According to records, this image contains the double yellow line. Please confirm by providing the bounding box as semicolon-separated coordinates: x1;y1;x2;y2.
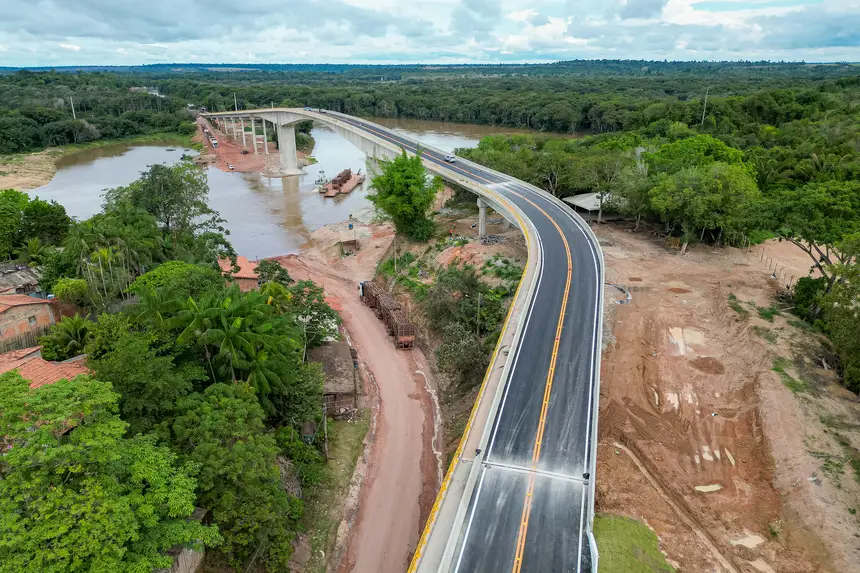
332;114;574;572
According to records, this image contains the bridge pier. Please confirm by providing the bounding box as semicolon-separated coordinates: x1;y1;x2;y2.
262;119;269;154
276;123;302;176
240;117;247;148
251;117;258;154
477;197;488;238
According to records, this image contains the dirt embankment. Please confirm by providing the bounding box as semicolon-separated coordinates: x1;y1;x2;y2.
195;118;311;177
596;224;860;573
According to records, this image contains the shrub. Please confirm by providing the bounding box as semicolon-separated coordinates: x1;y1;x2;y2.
53;277;89;308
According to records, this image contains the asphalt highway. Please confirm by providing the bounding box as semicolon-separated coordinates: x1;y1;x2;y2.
327;111;602;573
205;109;603;572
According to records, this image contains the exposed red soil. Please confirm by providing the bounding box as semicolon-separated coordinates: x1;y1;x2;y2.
596;224;851;573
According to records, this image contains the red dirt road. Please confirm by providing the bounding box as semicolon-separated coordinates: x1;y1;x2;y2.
275;255;439;573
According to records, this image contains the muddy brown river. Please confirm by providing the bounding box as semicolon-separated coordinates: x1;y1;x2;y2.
28;119;534;257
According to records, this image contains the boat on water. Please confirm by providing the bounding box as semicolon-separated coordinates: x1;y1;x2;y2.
323;168;365;197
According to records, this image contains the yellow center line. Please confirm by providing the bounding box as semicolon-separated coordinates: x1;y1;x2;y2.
508;194;573;573
329;115;573;572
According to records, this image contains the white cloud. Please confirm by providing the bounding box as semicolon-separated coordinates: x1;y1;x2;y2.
506;9;539;22
0;0;854;65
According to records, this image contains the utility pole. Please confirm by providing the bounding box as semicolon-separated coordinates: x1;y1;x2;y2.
69;97;76;119
233;93;238;112
476;293;481;337
700;87;710;127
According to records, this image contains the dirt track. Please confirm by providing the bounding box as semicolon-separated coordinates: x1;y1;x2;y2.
274;252;440;573
596;224;860;573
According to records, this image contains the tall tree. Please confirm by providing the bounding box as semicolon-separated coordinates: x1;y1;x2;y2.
0;373;219;573
774;180;860;291
172;383;301;571
368;150;442;241
103;162;224;244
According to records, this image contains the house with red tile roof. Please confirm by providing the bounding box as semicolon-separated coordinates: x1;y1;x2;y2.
218;256;260;292
0;346;89;389
0;294;58;340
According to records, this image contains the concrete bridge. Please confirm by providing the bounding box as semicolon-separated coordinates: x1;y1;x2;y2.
202;108;604;573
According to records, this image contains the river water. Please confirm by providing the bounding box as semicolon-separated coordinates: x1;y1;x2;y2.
28;119;529;258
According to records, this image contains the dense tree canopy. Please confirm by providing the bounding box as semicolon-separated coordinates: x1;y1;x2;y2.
369;150;441;240
0;373;220;573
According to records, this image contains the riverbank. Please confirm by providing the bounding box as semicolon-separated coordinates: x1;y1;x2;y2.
196;117;315;177
0;132;201;191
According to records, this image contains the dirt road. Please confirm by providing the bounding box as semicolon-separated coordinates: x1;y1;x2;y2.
596;224;860;572
275;254;440;573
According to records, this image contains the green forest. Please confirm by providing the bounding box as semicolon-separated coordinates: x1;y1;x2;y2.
1;61;860;570
0;161;342;572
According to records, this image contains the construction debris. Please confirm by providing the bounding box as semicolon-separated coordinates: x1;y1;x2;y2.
480;234;505;246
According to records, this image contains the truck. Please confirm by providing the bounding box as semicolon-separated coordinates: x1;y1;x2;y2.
386;310;416;349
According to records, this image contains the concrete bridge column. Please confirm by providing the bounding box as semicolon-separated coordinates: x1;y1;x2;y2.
364;157;384;191
240;117;247;148
477;197;488;238
262;119;269;154
276;123;302;176
251;117;258;154
228;117;235;139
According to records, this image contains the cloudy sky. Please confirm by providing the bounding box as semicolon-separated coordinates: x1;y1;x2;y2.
0;0;858;66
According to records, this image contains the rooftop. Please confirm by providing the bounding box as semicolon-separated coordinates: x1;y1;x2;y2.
0;347;89;389
309;341;356;395
218;256;259;280
0;294;52;313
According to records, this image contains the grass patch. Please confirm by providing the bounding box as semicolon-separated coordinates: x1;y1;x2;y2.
482;255;523;283
752;325;778;344
379;252;417;277
594;514;676;573
772;356;807;392
727;293;749;318
821;455;846;486
300;411;370;573
748;229;779;245
757;306;781;321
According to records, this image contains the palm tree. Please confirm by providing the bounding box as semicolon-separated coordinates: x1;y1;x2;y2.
48;314;92;358
130;285;180;329
62;224;96;275
15;238;47;268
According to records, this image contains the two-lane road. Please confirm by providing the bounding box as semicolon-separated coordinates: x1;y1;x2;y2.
325;112;602;572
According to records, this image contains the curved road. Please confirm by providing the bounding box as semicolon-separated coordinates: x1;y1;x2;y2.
321;112;604;573
206;109;604;572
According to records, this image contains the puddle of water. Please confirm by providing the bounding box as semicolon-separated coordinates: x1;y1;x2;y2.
27;119;515;258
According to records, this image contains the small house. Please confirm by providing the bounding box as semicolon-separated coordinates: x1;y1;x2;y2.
0;267;42;296
309;340;358;418
218;256;260;292
0;295;58;340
